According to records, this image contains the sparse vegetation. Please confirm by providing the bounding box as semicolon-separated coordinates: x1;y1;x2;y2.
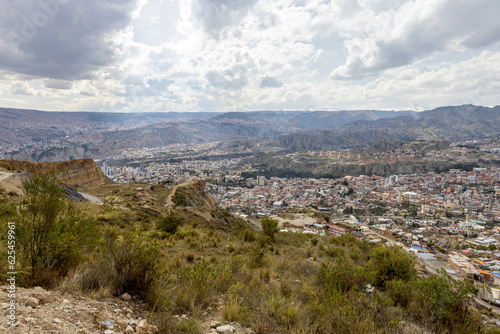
16;172;97;286
158;212;184;234
261;217;279;240
0;174;498;334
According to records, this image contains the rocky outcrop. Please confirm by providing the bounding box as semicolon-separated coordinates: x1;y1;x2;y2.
243;153;478;178
0;159;112;188
172;180;217;208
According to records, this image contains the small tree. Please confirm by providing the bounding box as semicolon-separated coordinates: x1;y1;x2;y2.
17;172;96;286
158;212;183;234
372;247;416;288
261;217;279;240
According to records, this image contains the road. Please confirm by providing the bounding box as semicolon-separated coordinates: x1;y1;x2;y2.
0;171;15;180
79;192;104;203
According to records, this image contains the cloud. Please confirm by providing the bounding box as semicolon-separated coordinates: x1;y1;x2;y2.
190;0;259;39
0;0;499;113
331;0;500;79
205;68;248;90
260;76;283;88
11;81;37;95
44;79;73;90
0;0;138;80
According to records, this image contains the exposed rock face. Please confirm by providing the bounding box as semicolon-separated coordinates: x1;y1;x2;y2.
172;179;217;208
244;153;478;178
0;159;112;188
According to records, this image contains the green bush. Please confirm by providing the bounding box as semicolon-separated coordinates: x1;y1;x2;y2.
409;271;478;331
17;172;97;286
175;260;218;313
158;213;183;234
0;203;16;217
243;229;256;242
260;218;279;240
75;228;160;299
318;260;373;293
371;247;416;287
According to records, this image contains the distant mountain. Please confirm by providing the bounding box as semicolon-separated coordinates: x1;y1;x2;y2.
12;115;287;161
2;105;499;161
0;107;220;147
338;105;500;140
0;107;220;126
288;110;415;129
271;105;500;152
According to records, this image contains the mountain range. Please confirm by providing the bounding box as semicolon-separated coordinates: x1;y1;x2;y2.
1;105;499;161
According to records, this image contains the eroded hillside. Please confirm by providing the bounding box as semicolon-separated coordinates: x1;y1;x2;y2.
0;159;112;188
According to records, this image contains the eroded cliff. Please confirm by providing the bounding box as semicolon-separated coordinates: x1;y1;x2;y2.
0;159;112;188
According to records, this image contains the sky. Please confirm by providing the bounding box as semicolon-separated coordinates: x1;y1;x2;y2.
0;0;499;113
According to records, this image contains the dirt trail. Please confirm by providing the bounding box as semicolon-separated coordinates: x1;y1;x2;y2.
164;181;195;207
0;171;24;195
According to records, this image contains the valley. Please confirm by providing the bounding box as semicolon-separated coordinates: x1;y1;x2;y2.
1;105;500;334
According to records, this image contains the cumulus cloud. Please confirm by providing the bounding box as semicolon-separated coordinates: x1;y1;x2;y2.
0;0;138;80
0;0;499;112
260;76;283;88
331;0;500;79
44;79;73;90
206;68;248;90
11;81;37;95
190;0;259;39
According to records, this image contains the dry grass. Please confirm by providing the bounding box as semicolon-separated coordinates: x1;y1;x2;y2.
2;182;498;334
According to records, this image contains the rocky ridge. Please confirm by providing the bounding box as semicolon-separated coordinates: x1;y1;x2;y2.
0;159;112;188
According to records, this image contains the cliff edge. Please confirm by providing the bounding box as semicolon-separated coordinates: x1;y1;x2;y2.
0;159;112;188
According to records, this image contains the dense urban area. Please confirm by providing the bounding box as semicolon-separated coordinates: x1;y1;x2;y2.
2;108;500;332
64;138;500;295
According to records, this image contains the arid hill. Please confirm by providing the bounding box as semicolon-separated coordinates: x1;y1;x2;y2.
0;159;112;188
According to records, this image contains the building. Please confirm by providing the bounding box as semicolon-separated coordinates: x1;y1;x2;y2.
257;176;266;186
328;225;346;236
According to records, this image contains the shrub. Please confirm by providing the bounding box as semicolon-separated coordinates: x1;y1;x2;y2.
409;270;478;331
77;229;160;299
175;260;217;313
17;172;97;286
371;246;416;288
261;218;279;240
249;249;267;268
0;203;16;217
318;260;373;294
243;229;256;242
158;213;183;234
